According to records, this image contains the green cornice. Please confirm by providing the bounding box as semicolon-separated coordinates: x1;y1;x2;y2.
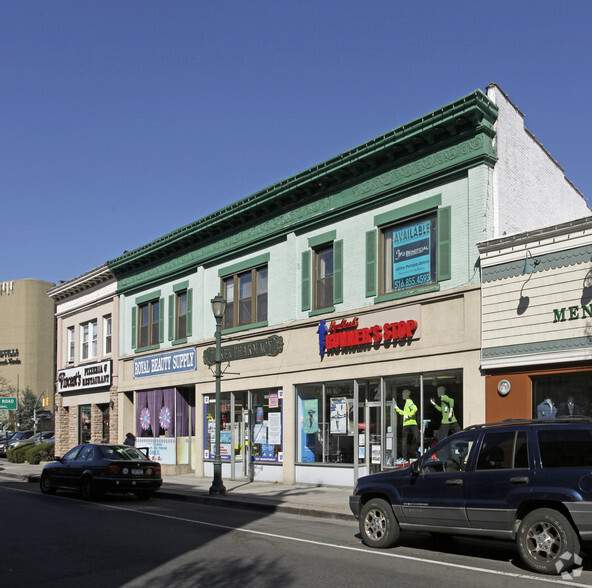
482;245;592;283
482;336;592;359
110;90;498;293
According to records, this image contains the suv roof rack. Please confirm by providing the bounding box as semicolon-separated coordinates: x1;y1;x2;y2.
465;416;592;430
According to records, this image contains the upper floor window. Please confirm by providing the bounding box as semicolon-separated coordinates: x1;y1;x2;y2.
67;327;75;363
381;212;438;295
176;290;188;339
103;315;112;355
366;196;451;300
139;299;160;348
222;265;268;330
314;244;334;310
81;320;97;360
301;233;343;314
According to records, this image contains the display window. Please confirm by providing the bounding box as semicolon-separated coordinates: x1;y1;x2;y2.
204;388;283;464
297;381;354;464
532;373;592;420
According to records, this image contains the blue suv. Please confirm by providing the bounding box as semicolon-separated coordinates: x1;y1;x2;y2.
349;418;592;575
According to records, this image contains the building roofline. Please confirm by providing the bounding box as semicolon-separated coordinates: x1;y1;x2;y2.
47;264;114;301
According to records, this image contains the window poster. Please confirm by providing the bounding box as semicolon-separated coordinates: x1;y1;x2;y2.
302;398;319;434
330;397;347;434
268;412;282;445
254;423;267;444
392;217;433;292
269;392;279;408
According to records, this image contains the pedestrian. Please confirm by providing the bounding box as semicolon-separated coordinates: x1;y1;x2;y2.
123;432;136;447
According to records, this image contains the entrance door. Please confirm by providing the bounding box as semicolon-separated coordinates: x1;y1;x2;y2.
366;402;382;474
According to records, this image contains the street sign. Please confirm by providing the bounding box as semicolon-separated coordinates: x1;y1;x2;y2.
0;397;17;410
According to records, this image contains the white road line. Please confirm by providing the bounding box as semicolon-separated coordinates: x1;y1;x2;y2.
2;483;589;587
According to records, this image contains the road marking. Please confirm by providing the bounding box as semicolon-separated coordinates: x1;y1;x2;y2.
2;483;589;587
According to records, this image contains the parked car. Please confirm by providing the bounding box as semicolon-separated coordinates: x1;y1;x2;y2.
350;417;592;575
0;431;16;457
0;430;34;456
40;443;162;500
7;430;53;451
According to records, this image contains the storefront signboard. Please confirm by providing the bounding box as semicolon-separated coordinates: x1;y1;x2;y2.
57;361;112;393
202;335;284;366
136;437;176;465
134;348;197;379
317;307;420;357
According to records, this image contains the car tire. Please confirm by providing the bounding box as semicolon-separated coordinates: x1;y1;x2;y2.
359;498;400;548
517;508;581;575
80;476;96;501
40;473;56;495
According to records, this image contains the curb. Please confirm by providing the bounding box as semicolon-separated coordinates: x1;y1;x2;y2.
0;472;354;521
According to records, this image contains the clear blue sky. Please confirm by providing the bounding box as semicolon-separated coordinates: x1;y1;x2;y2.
3;1;591;284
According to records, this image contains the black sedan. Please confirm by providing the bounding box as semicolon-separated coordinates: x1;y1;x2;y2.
40;443;162;500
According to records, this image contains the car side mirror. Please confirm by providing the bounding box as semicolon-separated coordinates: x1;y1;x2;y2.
54;456;62;462
411;460;422;475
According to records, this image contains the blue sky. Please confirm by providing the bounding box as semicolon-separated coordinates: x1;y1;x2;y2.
3;1;591;284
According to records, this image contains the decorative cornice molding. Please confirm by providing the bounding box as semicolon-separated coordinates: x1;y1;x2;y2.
482;245;592;283
48;264;115;301
482;336;592;360
109;90;498;284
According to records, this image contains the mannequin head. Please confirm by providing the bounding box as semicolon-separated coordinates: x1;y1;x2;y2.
402;389;411;400
437;386;446;398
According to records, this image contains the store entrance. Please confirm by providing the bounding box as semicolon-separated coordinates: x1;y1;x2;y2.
365;402;382;474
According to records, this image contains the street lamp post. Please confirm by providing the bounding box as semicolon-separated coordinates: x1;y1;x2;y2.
209;294;227;496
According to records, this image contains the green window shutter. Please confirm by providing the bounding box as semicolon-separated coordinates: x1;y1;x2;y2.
301;250;311;312
437;206;452;281
186;288;193;337
159;297;165;343
365;230;377;297
333;240;343;304
131;306;137;350
168;295;174;341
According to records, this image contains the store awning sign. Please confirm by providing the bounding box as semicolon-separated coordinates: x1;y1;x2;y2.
134;348;197;379
203;335;284;366
58;361;112;393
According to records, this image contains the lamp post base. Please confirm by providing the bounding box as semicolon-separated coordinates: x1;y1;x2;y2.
209;481;226;495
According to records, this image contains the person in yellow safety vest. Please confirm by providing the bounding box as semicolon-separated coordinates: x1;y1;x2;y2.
395;389;420;461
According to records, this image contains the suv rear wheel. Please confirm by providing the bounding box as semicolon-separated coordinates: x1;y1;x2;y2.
359;498;400;548
517;508;581;575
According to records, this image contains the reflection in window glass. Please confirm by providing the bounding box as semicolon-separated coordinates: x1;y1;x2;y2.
532;373;591;419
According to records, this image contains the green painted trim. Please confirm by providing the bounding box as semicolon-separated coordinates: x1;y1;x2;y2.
365;230;377;298
308;230;336;248
168;294;174;341
309;307;335;317
135;290;161;305
482;336;592;359
134;344;160;354
221;321;268;335
218;253;270;278
173;338;188;346
158;297;164;344
482;245;592;283
186;288;193;338
437;206;452;281
116;133;494;293
131;306;137;349
374;195;442;227
333;240;343;304
173;280;189;293
301;250;311;312
374;284;440;304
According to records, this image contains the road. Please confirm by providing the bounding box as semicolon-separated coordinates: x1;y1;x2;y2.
0;477;590;587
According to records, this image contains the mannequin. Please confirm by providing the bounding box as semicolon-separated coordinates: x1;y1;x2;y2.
430;385;460;440
537;398;557;419
395;389;419;461
557;395;583;417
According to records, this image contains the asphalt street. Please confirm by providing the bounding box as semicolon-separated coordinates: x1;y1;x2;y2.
1;477;591;588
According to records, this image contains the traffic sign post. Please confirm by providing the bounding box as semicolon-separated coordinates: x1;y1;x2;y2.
0;398;17;410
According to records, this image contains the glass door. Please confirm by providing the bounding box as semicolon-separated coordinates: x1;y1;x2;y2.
366;402;382;474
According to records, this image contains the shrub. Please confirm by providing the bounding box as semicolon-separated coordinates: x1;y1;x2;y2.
7;444;33;463
26;442;55;465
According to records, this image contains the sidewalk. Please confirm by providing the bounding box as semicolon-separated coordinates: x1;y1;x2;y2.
0;460;354;521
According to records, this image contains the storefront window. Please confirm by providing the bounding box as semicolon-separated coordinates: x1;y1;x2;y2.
80;404;91;444
297;381;354;464
532;373;592;419
137;389;176;438
204;389;283;463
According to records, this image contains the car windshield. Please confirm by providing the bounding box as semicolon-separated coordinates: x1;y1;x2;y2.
100;446;149;461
